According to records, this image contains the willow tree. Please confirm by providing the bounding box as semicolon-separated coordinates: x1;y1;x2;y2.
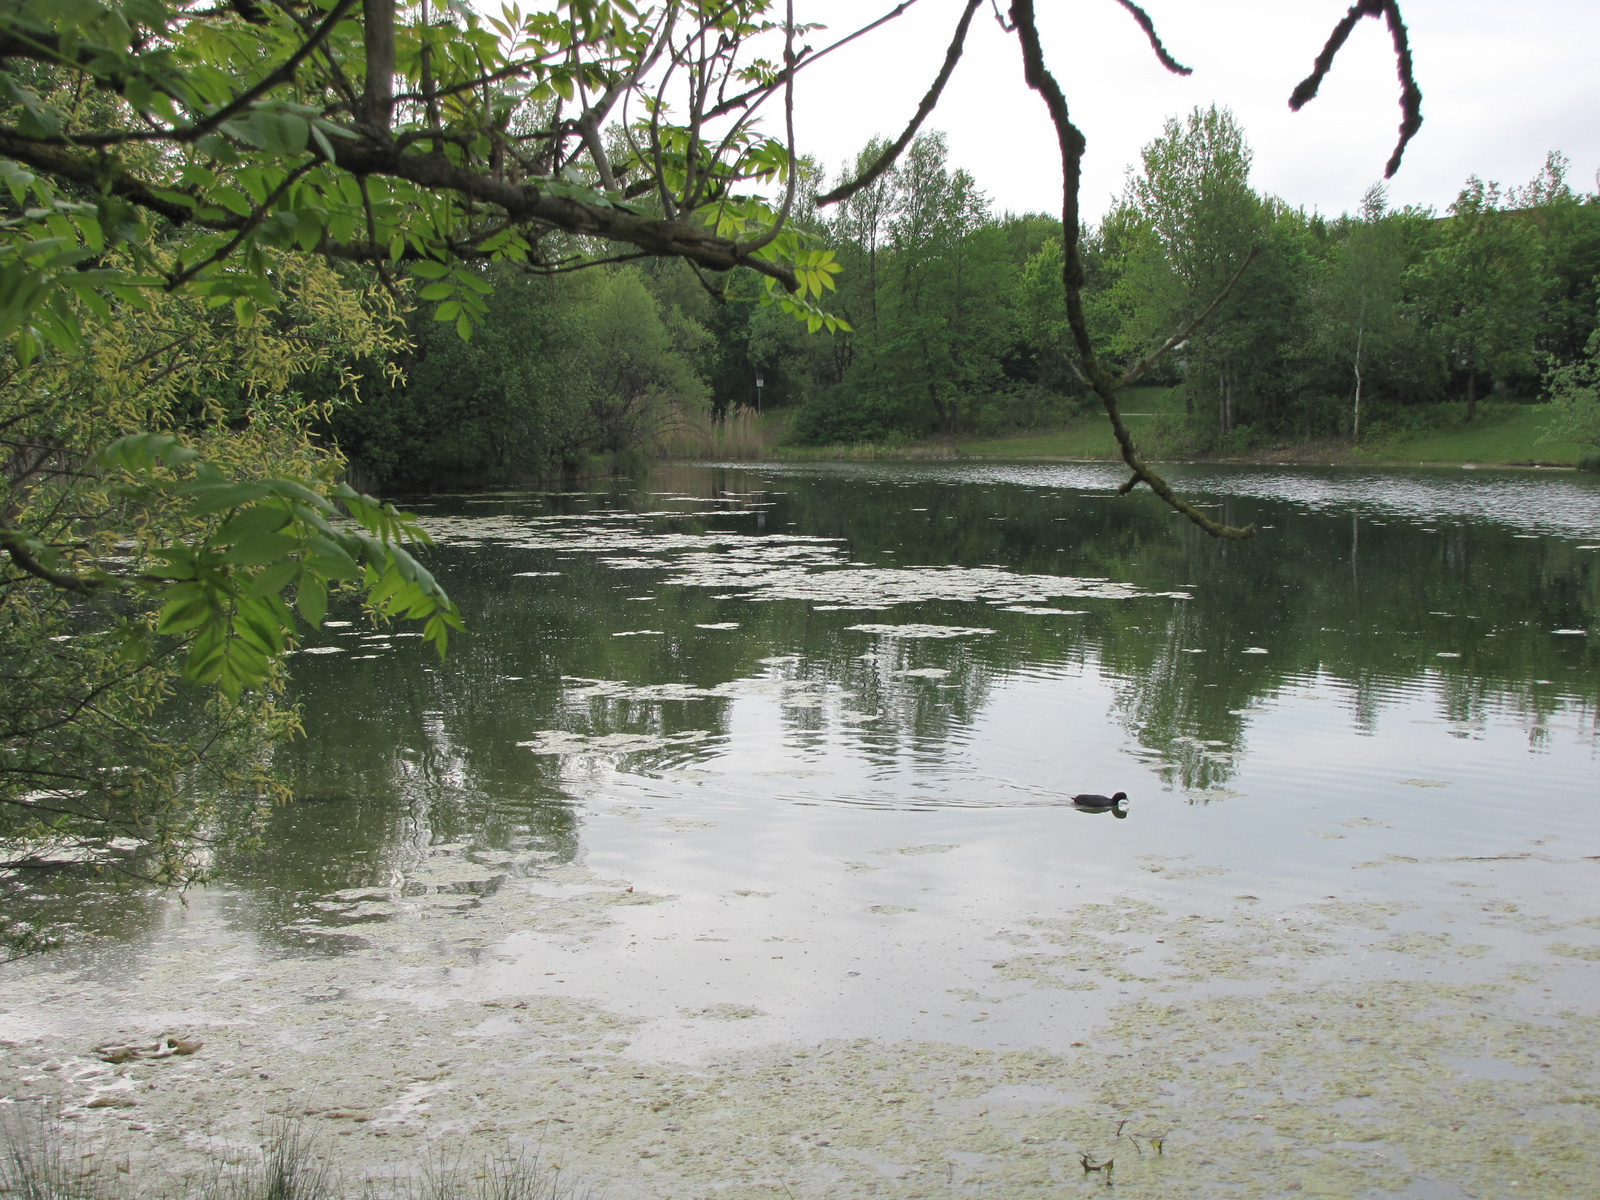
0;251;411;936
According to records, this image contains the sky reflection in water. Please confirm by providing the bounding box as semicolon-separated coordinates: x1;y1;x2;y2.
253;462;1597;933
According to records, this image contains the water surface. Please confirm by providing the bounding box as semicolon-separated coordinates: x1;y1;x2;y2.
3;462;1598;1199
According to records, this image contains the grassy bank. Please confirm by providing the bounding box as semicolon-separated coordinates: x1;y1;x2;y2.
965;392;1587;467
660;390;1591;469
1365;403;1584;466
957;386;1182;460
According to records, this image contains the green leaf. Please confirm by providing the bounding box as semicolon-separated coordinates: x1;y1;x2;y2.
214;505;292;544
157;593;215;635
248;558;301;598
220;530;300;565
210;186;252;217
184;481;273;514
295;576;328;627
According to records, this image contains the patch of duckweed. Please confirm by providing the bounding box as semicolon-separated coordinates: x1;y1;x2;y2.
847;624;996;639
681;1004;766;1021
1549;943;1600;961
5;852;1600;1199
1308;901;1404;929
517;730;713;757
1377;932;1490;958
420;511;1188;611
1186;787;1244;802
876;845;961;856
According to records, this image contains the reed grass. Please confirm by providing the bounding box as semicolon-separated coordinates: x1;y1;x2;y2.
0;1111;594;1200
654;406;775;460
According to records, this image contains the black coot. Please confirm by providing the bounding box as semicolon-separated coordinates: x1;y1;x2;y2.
1071;791;1129;818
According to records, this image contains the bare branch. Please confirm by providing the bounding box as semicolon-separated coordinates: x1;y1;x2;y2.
1009;0;1253;541
1378;2;1423;177
815;0;982;209
1108;0;1192;76
700;0;925;124
1290;0;1422;178
1119;247;1260;388
735;0;799;258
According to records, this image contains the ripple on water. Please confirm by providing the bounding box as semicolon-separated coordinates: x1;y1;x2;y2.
801;460;1600;541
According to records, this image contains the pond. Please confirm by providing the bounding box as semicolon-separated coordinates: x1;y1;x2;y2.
3;461;1598;1199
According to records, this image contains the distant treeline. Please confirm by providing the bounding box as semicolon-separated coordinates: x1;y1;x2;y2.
776;107;1600;450
325;106;1600;485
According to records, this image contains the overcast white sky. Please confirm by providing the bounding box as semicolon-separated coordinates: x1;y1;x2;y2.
776;0;1600;222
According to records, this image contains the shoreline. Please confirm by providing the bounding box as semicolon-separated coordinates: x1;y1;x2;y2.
757;437;1589;471
3;839;1596;1199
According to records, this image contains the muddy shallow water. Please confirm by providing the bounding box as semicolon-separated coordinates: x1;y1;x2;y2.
3;461;1598;1198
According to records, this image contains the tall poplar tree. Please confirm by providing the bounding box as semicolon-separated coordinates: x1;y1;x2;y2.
1117;106;1265;435
1313;185;1409;441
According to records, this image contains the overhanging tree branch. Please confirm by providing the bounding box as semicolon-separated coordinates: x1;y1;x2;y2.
0;529;112;596
814;0;982;209
1109;0;1192;76
1290;0;1422;178
0;131;801;291
1119;246;1260;388
1009;0;1254;540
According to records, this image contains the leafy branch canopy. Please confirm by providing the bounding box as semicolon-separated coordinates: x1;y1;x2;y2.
0;0;851;363
0;0;865;697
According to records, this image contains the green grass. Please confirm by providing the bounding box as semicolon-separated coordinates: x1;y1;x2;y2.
1366;404;1583;465
957;390;1587;468
957;386;1180;459
709;390;1590;469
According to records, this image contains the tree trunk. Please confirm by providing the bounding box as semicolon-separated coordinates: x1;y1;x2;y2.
363;0;396;132
1351;323;1364;443
1465;368;1477;423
